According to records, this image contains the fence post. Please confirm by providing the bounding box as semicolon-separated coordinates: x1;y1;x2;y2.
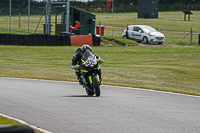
9;0;11;32
190;28;193;45
99;22;101;36
112;0;114;17
28;0;30;33
19;13;21;28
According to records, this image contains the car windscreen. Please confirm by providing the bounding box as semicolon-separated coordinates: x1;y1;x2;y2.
142;27;157;33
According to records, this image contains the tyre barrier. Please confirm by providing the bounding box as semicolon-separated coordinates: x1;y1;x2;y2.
0;33;100;46
0;34;6;45
0;125;34;133
93;34;101;46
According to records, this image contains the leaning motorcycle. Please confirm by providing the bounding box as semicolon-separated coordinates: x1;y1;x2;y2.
79;50;102;97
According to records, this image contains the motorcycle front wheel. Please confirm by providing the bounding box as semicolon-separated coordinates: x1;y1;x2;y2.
92;76;101;97
86;89;94;96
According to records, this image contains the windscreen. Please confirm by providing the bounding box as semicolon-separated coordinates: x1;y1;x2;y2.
142;27;157;33
82;50;95;62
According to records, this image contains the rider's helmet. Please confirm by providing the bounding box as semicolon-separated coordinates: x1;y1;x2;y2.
81;44;92;53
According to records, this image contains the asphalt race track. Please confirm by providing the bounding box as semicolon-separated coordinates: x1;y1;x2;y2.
0;77;200;133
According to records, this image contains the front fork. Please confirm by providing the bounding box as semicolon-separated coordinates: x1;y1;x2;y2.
89;74;100;89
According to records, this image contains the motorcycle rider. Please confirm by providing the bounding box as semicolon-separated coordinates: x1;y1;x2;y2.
71;44;104;85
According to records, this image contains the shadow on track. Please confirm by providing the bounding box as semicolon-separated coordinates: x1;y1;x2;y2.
63;95;95;97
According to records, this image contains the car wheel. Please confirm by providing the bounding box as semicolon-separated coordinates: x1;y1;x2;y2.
122;35;127;39
142;37;148;44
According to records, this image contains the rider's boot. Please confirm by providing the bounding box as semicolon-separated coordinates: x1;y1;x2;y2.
78;77;83;85
76;70;83;85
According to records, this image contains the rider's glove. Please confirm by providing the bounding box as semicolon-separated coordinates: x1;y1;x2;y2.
74;65;80;70
99;59;104;64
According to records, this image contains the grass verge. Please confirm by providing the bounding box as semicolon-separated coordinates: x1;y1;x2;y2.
0;115;43;133
0;45;200;96
101;36;138;46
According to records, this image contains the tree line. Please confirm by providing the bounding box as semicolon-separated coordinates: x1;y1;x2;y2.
0;0;199;14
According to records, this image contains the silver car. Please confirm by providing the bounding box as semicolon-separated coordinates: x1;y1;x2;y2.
122;25;165;44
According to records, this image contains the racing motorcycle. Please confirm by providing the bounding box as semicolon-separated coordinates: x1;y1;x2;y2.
79;50;102;97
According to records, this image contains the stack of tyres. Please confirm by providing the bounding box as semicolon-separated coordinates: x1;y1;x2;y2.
62;35;70;46
24;35;29;45
92;35;101;46
11;34;15;45
20;35;25;45
33;34;39;46
39;34;44;46
1;34;6;45
57;35;63;46
14;34;20;45
1;34;5;45
96;35;101;46
53;35;58;46
6;34;11;45
47;35;52;46
0;33;2;44
62;35;66;46
43;34;47;46
0;34;3;44
29;34;34;46
92;35;96;46
67;36;71;46
55;35;58;46
67;35;70;46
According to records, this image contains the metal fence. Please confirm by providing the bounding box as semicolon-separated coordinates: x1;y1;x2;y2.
0;1;69;35
0;1;199;45
0;1;47;34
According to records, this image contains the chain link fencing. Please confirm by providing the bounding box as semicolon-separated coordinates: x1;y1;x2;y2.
0;1;200;45
101;24;199;45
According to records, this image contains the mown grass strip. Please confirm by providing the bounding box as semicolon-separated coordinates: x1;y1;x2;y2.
0;45;200;96
0;115;43;133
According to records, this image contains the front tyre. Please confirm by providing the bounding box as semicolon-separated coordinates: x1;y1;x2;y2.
122;35;127;39
142;37;148;44
92;76;101;97
86;89;94;96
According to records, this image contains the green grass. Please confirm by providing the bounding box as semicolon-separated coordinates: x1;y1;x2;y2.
0;45;200;96
0;116;21;126
102;36;138;46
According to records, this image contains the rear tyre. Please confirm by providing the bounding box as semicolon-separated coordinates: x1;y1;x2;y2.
142;37;148;44
92;76;101;97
